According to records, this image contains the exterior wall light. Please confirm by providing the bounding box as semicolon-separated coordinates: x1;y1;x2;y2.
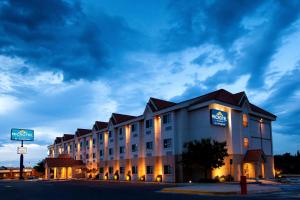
156;175;162;182
139;175;145;181
114;174;119;180
126;175;131;181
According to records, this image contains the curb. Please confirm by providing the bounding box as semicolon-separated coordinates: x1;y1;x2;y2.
160;188;238;195
160;187;282;196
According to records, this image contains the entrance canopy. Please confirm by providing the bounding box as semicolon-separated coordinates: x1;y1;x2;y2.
45;154;84;168
244;149;265;163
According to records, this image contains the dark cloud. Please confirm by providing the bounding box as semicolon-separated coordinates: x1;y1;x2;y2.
161;0;262;52
162;0;300;90
0;0;146;80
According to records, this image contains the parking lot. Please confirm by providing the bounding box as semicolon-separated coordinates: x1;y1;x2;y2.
0;180;300;200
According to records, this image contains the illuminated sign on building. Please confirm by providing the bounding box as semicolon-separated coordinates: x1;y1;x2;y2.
11;129;34;141
210;109;228;126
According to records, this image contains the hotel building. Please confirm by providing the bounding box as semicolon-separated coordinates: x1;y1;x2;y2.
46;89;276;182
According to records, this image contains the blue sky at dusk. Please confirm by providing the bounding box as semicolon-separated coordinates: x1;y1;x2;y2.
0;0;300;167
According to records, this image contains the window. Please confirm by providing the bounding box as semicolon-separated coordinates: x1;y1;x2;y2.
131;144;138;152
119;128;123;136
109;131;112;138
164;165;172;174
109;167;113;174
99;167;104;173
146;142;153;150
100;149;103;156
70;144;72;151
109;148;113;155
163;139;172;149
131;124;136;132
243;114;248;127
86;140;89;148
93;153;96;159
93;139;95;145
80;155;82;160
99;133;103;141
146;166;153;174
244;137;249;148
80;142;83;148
86;154;89;159
119;146;125;154
120;167;125;174
146;119;153;128
163;113;171;124
132;166;138;174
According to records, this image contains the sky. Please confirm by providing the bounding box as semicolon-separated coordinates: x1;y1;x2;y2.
0;0;300;167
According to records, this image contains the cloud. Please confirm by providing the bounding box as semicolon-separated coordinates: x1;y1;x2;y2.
0;0;147;81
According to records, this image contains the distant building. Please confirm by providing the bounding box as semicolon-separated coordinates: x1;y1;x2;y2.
0;168;34;179
47;89;276;182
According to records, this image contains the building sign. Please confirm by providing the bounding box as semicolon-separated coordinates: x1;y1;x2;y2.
11;129;34;141
210;109;228;127
17;147;27;154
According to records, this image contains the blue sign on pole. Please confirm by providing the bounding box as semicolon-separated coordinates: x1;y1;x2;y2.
210;109;228;127
11;128;34;141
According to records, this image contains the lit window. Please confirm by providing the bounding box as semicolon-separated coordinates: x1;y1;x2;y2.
244;137;249;148
243;114;248;127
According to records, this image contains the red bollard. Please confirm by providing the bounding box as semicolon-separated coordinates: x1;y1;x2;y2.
240;176;247;195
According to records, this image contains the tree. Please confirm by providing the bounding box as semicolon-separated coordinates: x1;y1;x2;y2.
34;159;45;173
182;138;228;180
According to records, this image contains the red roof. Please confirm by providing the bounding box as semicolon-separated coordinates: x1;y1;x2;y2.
111;113;136;125
244;149;265;162
62;134;74;141
94;121;108;130
183;89;276;119
45;156;84;168
75;128;92;137
54;137;62;144
149;97;177;111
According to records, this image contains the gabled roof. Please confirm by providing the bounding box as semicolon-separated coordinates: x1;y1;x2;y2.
54;137;62;144
75;128;92;137
189;89;241;107
149;97;177;111
244;149;265;162
110;113;136;125
62;134;74;142
94;121;108;131
182;89;276;119
249;103;276;118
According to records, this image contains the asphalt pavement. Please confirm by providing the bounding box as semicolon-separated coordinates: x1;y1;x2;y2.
0;180;299;200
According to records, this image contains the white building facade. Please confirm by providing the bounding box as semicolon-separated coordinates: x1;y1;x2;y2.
47;89;276;182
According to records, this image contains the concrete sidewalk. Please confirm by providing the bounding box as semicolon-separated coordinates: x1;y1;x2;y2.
161;183;282;195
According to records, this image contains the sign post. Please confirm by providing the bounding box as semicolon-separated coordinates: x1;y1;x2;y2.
10;128;34;180
20;140;24;180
